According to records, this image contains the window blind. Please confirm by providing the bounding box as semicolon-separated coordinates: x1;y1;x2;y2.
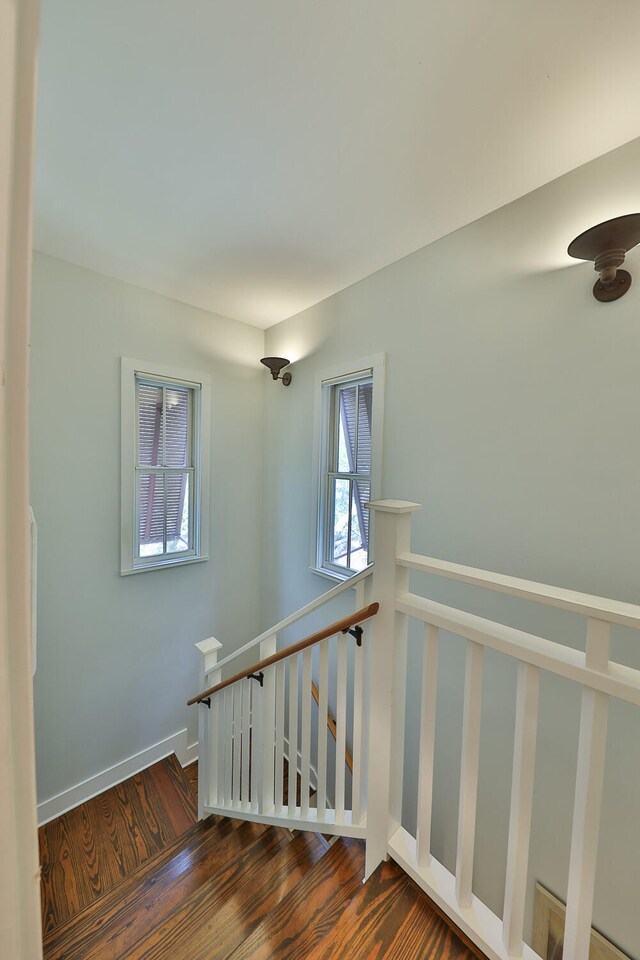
136;378;192;550
338;381;372;547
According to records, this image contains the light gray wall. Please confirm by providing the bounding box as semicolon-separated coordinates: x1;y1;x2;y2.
30;252;264;804
262;137;640;957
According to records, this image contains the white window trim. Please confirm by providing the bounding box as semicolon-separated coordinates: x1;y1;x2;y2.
310;352;385;581
120;357;211;575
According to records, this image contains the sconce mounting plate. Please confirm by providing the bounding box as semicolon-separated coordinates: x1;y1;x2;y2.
593;269;631;302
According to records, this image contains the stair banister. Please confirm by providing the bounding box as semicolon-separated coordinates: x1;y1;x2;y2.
191;495;640;960
188;604;380;705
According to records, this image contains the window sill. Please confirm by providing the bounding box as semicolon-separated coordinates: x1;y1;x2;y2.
121;555;210;576
309;565;360;585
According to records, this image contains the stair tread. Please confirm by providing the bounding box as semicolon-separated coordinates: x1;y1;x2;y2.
122;828;329;960
42;815;267;960
226;836;366;960
306;859;478;960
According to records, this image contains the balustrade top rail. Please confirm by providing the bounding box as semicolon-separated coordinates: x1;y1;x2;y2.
188;602;379;706
398;551;640;628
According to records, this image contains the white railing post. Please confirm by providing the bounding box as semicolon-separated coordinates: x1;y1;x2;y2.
563;617;611;960
194;636;223;820
364;499;421;880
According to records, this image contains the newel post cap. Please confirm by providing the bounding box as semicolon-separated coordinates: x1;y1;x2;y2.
195;636;223;656
365;499;422;514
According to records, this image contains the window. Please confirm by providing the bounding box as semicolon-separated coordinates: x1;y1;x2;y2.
312;354;384;579
121;358;210;574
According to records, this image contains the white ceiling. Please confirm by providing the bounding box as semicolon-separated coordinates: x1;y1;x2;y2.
34;1;640;329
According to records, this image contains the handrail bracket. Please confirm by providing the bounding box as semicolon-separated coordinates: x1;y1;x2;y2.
248;671;265;687
342;624;364;646
201;697;211;709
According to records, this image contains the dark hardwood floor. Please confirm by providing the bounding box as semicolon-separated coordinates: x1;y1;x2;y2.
183;759;199;801
305;860;479;960
39;753;197;933
40;752;482;960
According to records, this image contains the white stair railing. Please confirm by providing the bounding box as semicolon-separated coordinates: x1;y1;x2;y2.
369;500;640;960
190;499;640;960
192;604;377;837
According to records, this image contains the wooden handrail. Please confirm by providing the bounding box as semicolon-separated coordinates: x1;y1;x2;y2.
311;681;353;773
187;602;379;706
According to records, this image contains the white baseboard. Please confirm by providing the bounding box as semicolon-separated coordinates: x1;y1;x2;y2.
38;728;190;826
182;740;199;767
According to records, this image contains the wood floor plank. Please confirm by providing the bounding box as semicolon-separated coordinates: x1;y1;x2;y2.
42;816;231;959
150;753;197;831
305;859;480;960
39;807;84;933
44;817;268;960
122;830;328;960
117;829;291;960
305;859;411;960
183;760;199;802
39;754;198;933
186;830;330;960
365;876;479;960
227;837;365;960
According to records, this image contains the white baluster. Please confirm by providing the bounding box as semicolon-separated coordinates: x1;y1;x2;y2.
232;683;241;805
335;632;348;821
260;635;277;815
316;640;329;819
241;679;250;810
300;648;312;817
352;625;365;825
564;618;611;960
274;661;286;812
455;639;484;908
194;636;222;818
503;662;540;956
288;654;299;814
224;687;233;808
217;685;225;807
250;677;262;813
417;623;439;867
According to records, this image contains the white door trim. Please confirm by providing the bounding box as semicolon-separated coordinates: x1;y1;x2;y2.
0;0;42;956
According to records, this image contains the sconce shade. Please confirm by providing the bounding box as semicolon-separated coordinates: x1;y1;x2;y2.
260;356;292;386
568;214;640;301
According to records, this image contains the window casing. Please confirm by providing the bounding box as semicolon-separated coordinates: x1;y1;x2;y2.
312;354;384;580
121;358;211;574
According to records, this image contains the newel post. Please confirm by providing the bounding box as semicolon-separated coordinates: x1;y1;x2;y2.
364;499;421;880
194;636;223;820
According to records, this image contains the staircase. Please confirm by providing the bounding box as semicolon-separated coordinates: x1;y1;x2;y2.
188;499;640;960
40;497;640;959
41;766;478;960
